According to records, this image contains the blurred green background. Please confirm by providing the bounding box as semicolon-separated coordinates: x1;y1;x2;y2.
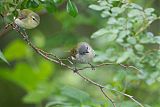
0;0;160;107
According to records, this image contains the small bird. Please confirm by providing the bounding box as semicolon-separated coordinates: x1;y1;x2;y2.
70;42;95;71
14;9;40;29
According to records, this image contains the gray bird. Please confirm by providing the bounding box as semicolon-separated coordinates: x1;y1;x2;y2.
70;42;95;71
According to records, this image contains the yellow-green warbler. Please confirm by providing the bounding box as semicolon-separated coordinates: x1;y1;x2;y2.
14;9;40;29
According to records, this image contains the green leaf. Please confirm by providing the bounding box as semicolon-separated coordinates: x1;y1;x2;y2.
127;36;136;45
45;101;70;107
31;0;39;8
129;3;143;10
61;86;90;103
0;50;9;64
91;28;108;38
53;0;63;4
89;4;106;11
134;44;144;52
26;0;32;8
101;10;111;18
26;0;39;8
116;49;133;63
128;9;141;17
21;0;28;8
45;1;57;13
154;36;160;44
140;32;155;43
111;7;124;14
146;72;159;85
119;30;130;39
91;28;118;41
107;17;117;25
105;32;118;42
66;0;78;17
144;8;155;15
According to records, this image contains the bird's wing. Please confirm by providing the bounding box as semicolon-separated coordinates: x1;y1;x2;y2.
70;48;77;58
18;11;27;20
18;9;32;20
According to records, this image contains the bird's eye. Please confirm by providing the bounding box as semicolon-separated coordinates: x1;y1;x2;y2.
32;17;35;21
86;46;89;50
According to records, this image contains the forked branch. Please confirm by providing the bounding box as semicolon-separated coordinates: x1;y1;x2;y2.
7;24;144;107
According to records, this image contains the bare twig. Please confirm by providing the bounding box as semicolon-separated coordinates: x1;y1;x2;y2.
135;16;160;36
0;24;12;38
100;88;116;107
118;63;143;74
110;89;144;107
135;21;153;36
75;71;116;107
75;71;104;88
10;23;73;71
75;71;144;107
77;62;143;74
4;23;144;107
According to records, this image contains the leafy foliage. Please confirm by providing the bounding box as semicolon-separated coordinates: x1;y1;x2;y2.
66;0;78;17
90;0;160;85
0;0;78;22
61;86;90;103
0;0;160;107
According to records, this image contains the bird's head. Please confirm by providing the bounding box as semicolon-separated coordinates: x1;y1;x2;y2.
27;11;40;28
78;42;90;55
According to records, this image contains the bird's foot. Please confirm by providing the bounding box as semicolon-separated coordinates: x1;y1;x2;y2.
89;63;96;70
12;23;19;30
23;35;29;41
73;67;78;73
22;29;29;40
5;24;11;29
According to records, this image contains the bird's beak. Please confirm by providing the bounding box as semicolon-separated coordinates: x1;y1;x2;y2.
86;50;89;53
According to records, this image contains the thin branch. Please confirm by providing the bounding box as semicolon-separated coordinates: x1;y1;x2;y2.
10;23;73;71
118;63;143;74
110;89;144;107
100;87;116;107
77;62;143;74
4;24;144;107
135;16;160;36
75;71;144;107
77;62;115;71
135;21;152;36
0;25;12;38
75;71;116;107
75;71;104;88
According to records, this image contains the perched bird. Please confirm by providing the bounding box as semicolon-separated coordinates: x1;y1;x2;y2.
70;42;95;71
14;9;40;29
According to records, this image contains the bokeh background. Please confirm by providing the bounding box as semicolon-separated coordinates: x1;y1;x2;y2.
0;0;160;107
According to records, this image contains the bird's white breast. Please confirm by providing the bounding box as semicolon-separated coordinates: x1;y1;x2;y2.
76;49;95;64
15;18;38;29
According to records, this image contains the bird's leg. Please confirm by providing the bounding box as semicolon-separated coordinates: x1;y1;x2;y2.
5;22;16;30
67;57;74;65
5;22;14;29
22;29;29;40
88;63;95;70
4;24;11;29
73;61;78;73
